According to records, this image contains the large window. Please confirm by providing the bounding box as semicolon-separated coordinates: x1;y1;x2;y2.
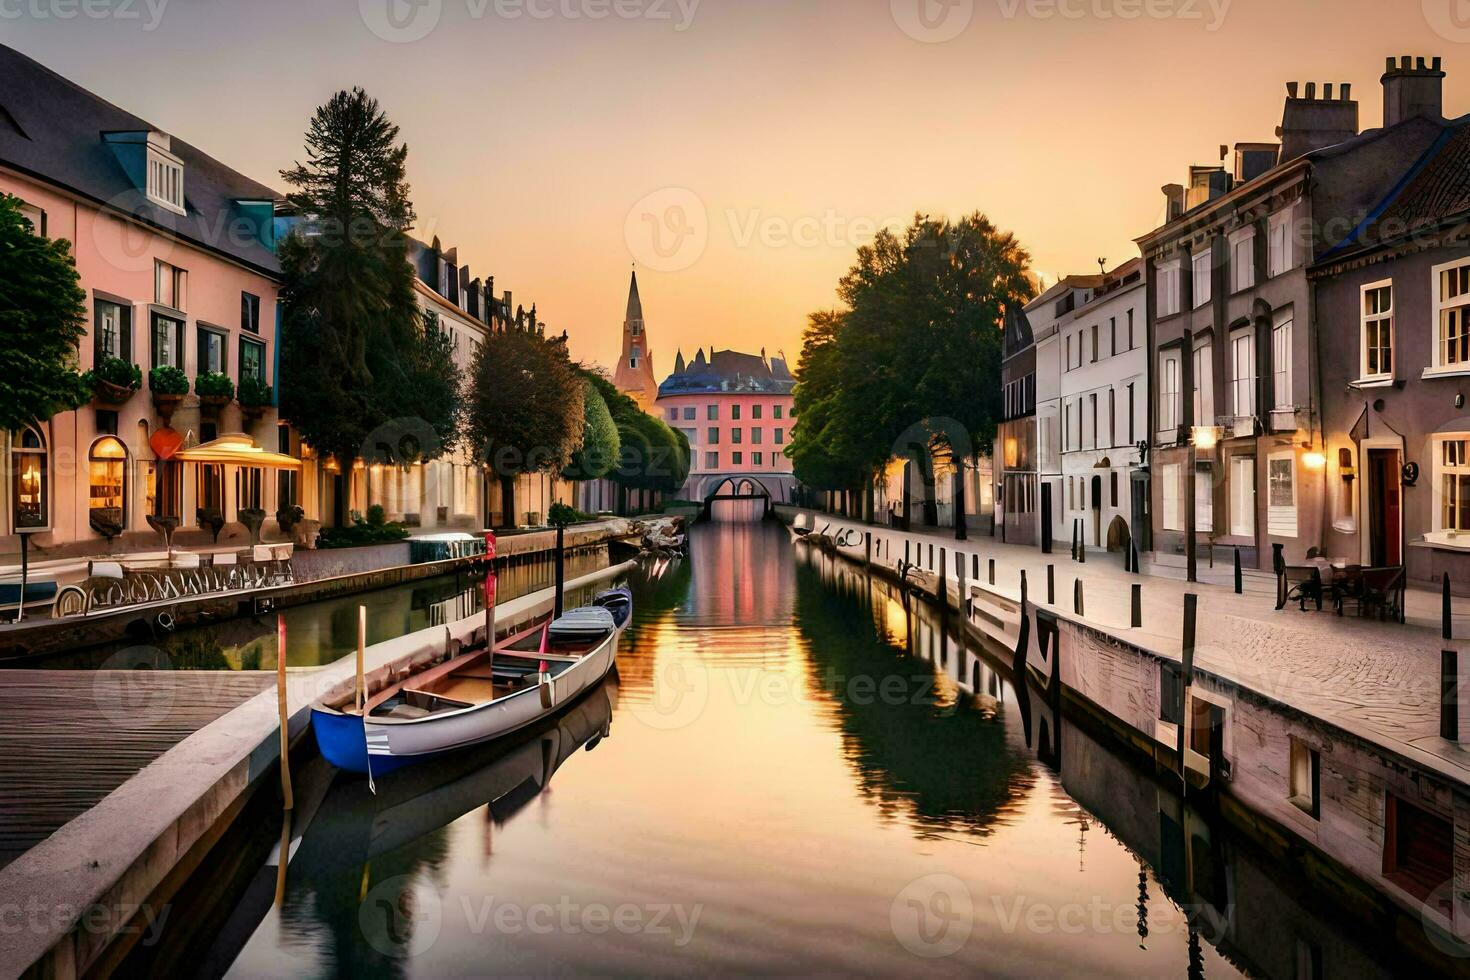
775;427;785;445
1434;259;1470;370
1273;310;1293;410
731;404;741;421
707;427;720;445
1195;461;1214;532
198;326;227;375
752;405;762;420
1439;438;1470;533
1158;352;1181;433
1268;451;1297;537
1192;247;1213;308
731;428;743;445
1157;261;1181;317
1268;208;1294;278
88;436;127;532
94;298;132;364
146;147;184;213
683;406;695;420
10;426;47;529
1361;281;1393;380
240;337;266;383
151;311;183;369
1230;455;1256;537
705;452;719;469
1192;342;1213;426
1230;330;1256;419
154;259;186;310
1230;227;1255;292
707;404;719;420
1161;462;1182;530
241;292;261;334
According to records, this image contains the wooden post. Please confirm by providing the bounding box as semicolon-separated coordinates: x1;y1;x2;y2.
554;523;566;619
988;558;996;586
355;605;366;712
865;532;872;567
1019;568;1027;600
1234;548;1243;595
972;553;979;581
1047;564;1055;605
1130;541;1140;575
939;547;948;599
276;614;293;812
1074;578;1084;616
1176;594;1198;776
1442;650;1458;741
485;531;499;653
1131;584;1142;628
1444;573;1453;642
957;551;967;615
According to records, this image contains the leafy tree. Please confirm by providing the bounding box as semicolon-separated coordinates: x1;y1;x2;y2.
278;88;458;468
467;329;584;528
581;371;687;511
563;378;620;481
0;194;89;430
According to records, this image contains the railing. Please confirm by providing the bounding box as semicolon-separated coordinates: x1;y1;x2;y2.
54;546;295;618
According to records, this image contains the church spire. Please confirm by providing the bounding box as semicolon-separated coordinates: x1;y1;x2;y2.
626;269;643;322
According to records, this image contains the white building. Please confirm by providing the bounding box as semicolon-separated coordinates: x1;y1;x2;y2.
1056;259;1148;555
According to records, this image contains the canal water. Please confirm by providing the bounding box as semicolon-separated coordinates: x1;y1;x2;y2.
135;521;1413;977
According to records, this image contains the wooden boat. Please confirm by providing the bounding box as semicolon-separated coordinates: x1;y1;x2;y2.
311;587;632;775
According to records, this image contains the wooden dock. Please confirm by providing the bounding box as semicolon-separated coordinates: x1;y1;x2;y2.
0;670;273;868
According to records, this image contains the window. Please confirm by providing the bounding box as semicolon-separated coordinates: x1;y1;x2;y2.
240;338;266;384
1064;335;1072;371
705;452;719;469
629;345;640;370
1440;439;1470;532
1091;324;1099;362
732;452;743;466
753;452;764;466
707;404;719;420
775;427;785;445
1127;384;1135;445
1230;331;1256;419
683;407;695;420
1230;456;1256;537
751;428;763;445
1161;462;1182;530
1268;208;1294;278
1127;309;1135;350
1195;461;1214;532
1192;246;1212;308
197;326;227;375
146;147;184;213
1289;737;1319;819
752;405;762;420
196;464;224;520
1384;794;1453;910
707;427;720;444
631;322;641;337
10;425;48;529
151;312;183;369
154;260;186;310
241;292;261;334
17;199;46;236
146;459;182;518
1230;228;1255;292
276;427;297;511
1158;352;1181;433
1157;260;1181;317
667;408;679;421
1434;259;1470;370
88;436;127;532
94;299;132;364
1089;393;1098;449
1192;342;1213;426
1109;317;1117;357
731;428;742;444
1268;451;1297;537
1273;311;1293;410
438;261;451;296
732;404;741;421
1107;389;1115;448
774;405;783;419
1361;282;1392;379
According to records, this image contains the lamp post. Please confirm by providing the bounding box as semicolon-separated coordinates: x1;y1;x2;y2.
1187;425;1220;586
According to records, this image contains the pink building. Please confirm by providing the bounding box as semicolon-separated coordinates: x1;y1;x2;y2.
0;44;285;562
655;348;797;503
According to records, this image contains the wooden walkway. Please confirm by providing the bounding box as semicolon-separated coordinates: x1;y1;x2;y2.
0;670;273;868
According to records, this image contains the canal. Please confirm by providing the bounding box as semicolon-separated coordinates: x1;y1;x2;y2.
130;521;1418;977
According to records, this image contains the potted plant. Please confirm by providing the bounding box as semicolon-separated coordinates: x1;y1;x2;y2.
85;357;141;406
238;375;273;423
149;365;189;421
195;371;234;411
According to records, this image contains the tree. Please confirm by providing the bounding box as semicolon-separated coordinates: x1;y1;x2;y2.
278;88;458;471
563;377;620;481
467;329;584;528
0;194;89;431
581;371;688;512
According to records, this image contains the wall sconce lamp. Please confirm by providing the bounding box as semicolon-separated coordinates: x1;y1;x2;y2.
1302;441;1327;470
1338;447;1356;483
1191;426;1221;451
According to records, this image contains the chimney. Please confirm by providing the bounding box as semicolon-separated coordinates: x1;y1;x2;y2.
1277;79;1359;161
1382;55;1445;127
1162;183;1185;222
1233;142;1280;184
1185;165;1232;210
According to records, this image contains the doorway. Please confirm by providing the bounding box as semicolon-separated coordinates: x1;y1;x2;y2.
1366;448;1401;566
1090;474;1103;546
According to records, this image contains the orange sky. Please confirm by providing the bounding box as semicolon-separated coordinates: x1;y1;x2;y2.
7;0;1466;379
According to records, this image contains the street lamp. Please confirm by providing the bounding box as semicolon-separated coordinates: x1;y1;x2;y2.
1186;425;1220;584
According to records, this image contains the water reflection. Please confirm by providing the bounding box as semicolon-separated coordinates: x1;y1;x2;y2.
158;522;1432;977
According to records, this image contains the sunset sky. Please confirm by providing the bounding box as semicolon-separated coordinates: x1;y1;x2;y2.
7;0;1467;377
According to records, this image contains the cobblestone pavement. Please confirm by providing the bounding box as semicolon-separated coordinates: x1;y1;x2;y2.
788;509;1470;782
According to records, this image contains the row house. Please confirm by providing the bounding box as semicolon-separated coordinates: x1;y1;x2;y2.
1057;259;1147;554
1139;60;1449;572
0;43;285;562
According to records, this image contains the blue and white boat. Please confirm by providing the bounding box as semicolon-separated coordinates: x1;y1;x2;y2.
312;588;632;775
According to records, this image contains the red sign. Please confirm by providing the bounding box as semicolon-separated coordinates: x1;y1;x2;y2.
484;531;497;560
149;427;184;460
484;573;497;606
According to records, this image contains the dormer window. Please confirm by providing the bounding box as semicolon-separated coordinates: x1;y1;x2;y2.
146;146;185;214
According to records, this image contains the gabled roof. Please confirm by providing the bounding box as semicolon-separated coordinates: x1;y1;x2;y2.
658;347;794;396
0;43;281;276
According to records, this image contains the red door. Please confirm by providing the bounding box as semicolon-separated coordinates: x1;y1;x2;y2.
1368;449;1401;566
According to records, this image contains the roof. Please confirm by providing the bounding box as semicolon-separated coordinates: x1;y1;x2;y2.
657;348;795;396
0;43;282;276
1319;117;1470;263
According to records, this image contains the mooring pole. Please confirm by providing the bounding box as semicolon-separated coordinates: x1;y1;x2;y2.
1443;651;1459;741
1047;564;1055;605
1074;578;1084;616
988;558;996;586
1176;594;1198;777
1131;584;1142;628
1444;573;1453;641
1234;548;1243;595
276;614;293;811
554;524;566;619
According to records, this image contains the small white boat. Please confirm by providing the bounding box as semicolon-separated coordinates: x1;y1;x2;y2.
787;513;814;542
312;589;631;775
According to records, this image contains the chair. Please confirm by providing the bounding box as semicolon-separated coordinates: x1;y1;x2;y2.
1276;562;1323;611
1361;566;1407;623
1331;565;1365;616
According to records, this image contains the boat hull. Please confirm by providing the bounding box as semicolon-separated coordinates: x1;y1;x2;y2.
313;629;620;775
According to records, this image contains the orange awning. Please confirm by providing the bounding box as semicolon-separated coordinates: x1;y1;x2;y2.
175;433;302;469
